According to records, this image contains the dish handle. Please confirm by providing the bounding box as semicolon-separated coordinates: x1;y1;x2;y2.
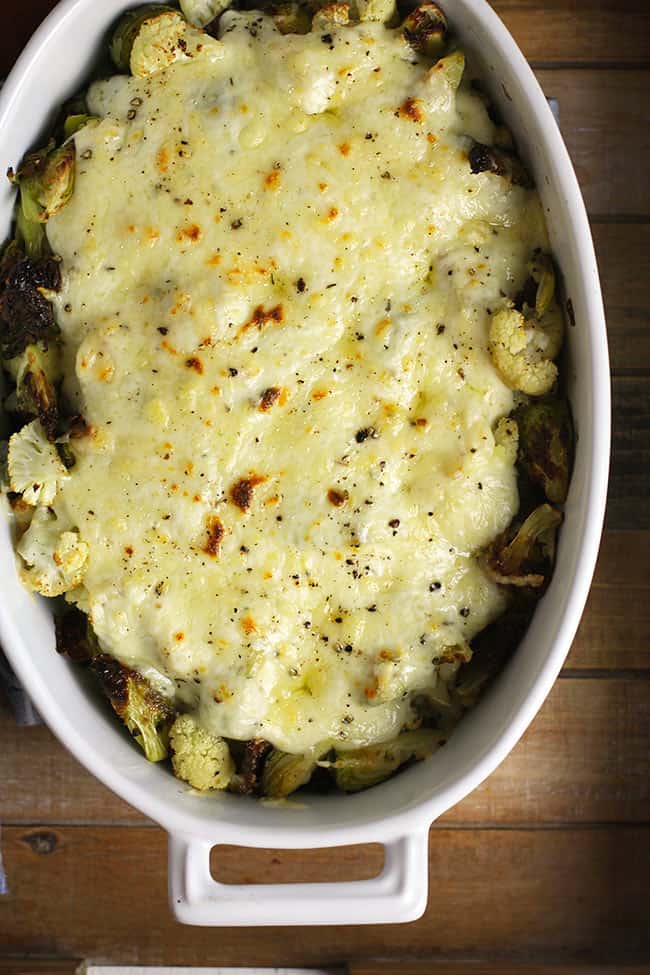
168;829;430;926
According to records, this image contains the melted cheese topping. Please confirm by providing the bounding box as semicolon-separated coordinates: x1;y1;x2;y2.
46;12;549;752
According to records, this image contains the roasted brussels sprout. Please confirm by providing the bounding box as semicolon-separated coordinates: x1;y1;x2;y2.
271;1;313;33
402;1;447;58
262;743;331;797
229;738;273;794
485;502;563;589
63;114;99;140
327;729;444;792
10;140;75;224
0;250;61;358
5;342;60;440
517;399;572;504
55;605;98;663
91;653;175;762
468;141;532;189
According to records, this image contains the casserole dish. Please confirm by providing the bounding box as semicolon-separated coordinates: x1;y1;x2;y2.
0;0;610;926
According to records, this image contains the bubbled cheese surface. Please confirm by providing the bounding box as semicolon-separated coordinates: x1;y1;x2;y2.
46;11;549;752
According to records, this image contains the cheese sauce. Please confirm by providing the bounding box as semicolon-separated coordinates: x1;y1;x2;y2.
46;12;549;752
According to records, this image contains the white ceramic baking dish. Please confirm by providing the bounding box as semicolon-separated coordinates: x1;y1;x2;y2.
0;0;610;927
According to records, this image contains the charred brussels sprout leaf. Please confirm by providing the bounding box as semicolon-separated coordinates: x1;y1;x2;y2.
485;503;563;589
229;737;273;794
518;399;573;504
402;2;447;58
327;729;444;792
91;654;175;762
55;606;98;663
0;251;61;358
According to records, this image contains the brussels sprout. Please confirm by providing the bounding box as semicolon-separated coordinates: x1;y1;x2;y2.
10;140;76;224
109;4;177;71
262;743;331;797
486;503;563;589
328;729;444;792
55;605;99;663
92;653;175;762
5;342;61;440
455;608;532;708
402;2;447;58
528;252;556;319
518;399;573;504
0;251;61;358
63;114;100;140
229;738;273;794
272;2;313;33
468;141;532;189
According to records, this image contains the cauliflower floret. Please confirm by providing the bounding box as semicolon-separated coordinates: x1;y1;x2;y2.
170;713;234;791
355;0;396;22
7;419;68;505
494;416;519;466
129;10;223;77
16;507;88;596
488;305;561;396
312;3;350;31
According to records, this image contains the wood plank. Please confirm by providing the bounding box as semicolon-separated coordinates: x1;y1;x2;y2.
0;965;79;975
608;377;650;530
566;530;650;670
1;825;649;963
2;677;648;826
593;222;650;375
492;0;650;67
350;964;650;975
534;69;650;217
2;0;650;73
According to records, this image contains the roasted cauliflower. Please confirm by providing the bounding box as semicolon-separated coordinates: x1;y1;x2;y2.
16;506;88;596
7;419;68;505
169;713;234;790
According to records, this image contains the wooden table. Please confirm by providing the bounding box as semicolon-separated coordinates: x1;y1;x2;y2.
1;2;649;972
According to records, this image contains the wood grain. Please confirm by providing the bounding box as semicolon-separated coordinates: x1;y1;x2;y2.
534;69;650;217
566;531;650;670
349;964;650;975
2;675;648;827
608;378;650;530
1;824;648;964
2;0;650;73
0;965;80;975
594;222;650;376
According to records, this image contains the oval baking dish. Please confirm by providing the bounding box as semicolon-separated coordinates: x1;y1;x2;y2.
0;0;610;926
